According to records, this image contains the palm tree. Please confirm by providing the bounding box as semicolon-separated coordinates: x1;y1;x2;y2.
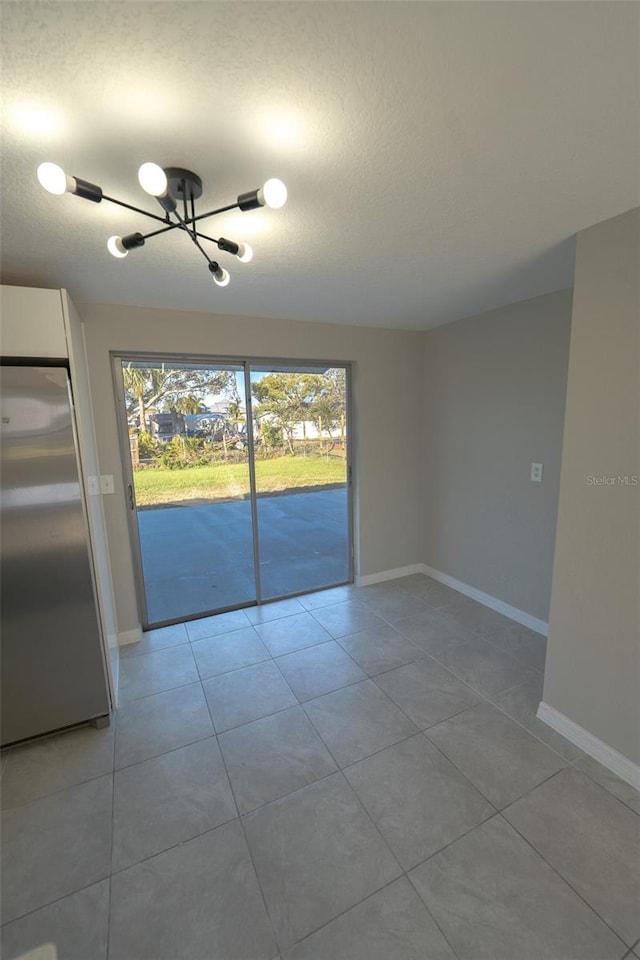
173;395;205;415
122;366;163;432
122;365;230;432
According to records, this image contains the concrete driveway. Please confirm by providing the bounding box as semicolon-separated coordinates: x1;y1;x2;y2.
137;487;350;625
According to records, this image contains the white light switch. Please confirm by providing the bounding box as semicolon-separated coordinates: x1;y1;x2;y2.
531;462;543;483
100;474;115;495
87;476;99;496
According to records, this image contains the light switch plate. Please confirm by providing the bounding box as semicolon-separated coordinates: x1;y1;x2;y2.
87;476;99;496
100;474;115;495
531;462;543;483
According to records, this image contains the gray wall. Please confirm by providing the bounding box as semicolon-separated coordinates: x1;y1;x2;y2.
80;290;573;635
78;303;424;634
544;208;640;764
421;290;573;622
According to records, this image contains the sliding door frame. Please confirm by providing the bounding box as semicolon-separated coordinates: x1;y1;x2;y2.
111;351;354;630
112;356;152;629
243;359;264;605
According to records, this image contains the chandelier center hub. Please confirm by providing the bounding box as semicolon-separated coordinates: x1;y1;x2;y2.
164;167;203;201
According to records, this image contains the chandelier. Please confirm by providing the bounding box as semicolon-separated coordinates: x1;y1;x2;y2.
36;162;287;287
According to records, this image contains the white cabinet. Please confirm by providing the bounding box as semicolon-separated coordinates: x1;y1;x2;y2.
0;286;68;358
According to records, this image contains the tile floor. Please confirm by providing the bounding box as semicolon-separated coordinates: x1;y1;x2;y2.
1;574;639;960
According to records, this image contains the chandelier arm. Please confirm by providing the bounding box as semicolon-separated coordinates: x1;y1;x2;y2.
183;190;190;235
140;222;183;241
140;222;219;245
173;209;217;267
191;230;220;244
182;201;240;228
101;193;169;225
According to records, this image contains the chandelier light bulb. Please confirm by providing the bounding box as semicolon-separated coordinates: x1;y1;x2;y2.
209;264;230;286
37;162;71;195
107;233;144;258
261;178;287;209
236;242;253;263
138;162;168;197
107;236;128;258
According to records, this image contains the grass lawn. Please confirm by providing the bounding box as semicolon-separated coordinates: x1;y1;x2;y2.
134;455;347;507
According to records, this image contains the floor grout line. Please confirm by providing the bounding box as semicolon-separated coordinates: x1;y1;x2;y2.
105;742;116;960
118;674;202;708
0;876;112;931
5;713;624;948
0;747;116;813
215;699;302;738
0;768;115;816
333;765;471;960
113;728;215;773
505;812;634;950
108;812;239;879
0;621;583;811
488;688;589;765
566;757;640;817
198;673;283;955
4;625;529;811
4;577;635;958
245;741;466;960
267;692;470;960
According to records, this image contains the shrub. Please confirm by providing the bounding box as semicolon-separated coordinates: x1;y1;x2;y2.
137;430;158;460
157;436;203;469
259;421;283;449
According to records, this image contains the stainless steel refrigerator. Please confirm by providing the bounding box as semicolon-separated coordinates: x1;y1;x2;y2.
1;363;110;746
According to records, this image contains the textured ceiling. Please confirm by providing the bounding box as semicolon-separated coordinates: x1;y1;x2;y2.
1;1;638;330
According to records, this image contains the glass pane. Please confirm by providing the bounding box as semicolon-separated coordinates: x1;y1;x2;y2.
250;364;350;599
122;359;255;625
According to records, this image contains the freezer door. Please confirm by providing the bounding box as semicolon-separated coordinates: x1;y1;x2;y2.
1;365;110;745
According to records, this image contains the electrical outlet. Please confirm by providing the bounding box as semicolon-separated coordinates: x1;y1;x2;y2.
100;474;115;495
531;462;543;483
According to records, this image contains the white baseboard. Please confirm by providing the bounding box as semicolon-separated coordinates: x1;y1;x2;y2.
421;564;548;636
537;701;640;791
356;564;426;587
118;626;143;647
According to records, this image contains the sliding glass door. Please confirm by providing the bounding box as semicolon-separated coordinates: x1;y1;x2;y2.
115;359;256;625
250;364;350;600
114;355;352;628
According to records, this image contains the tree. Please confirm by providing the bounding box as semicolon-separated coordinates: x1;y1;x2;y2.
252;373;318;453
258;419;283;451
173;394;207;415
308;368;346;453
251;371;346;454
226;399;244;426
122;364;234;432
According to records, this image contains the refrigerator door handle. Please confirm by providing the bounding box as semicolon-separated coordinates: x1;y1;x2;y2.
128;483;135;511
